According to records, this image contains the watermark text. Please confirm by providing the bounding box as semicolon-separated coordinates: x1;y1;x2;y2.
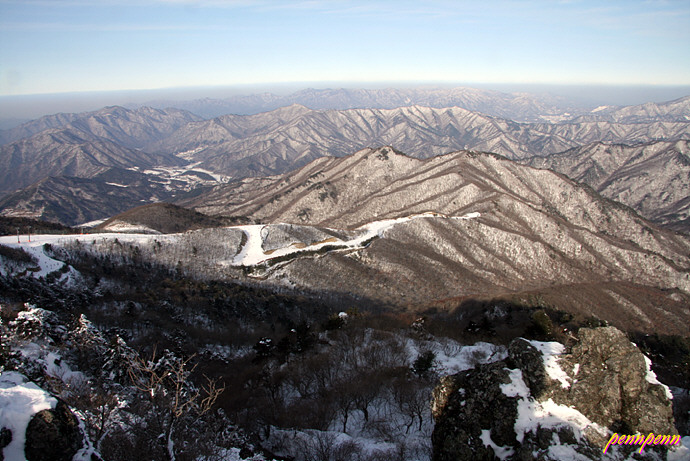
603;432;680;454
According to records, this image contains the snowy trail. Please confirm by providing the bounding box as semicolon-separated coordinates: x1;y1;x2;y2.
0;232;172;279
231;225;266;265
0;211;481;270
230;211;481;267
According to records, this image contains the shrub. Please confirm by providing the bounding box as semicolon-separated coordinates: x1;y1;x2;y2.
412;350;436;377
531;310;553;336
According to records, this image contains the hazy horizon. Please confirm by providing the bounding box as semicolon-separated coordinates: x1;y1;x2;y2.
1;82;689;125
2;1;689;98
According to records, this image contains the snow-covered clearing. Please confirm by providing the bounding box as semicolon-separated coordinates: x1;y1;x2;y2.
99;221;161;234
0;232;157;281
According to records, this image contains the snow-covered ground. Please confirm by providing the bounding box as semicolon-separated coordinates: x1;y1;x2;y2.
97;221;161;234
264;334;507;461
1;211;481;273
140;162;231;185
0;232;154;281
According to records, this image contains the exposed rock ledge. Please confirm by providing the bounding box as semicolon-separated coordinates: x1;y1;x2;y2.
431;327;683;460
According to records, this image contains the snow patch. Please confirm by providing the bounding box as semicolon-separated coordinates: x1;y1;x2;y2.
187;167;228;182
480;429;515;460
79;219;106;228
546;444;595;460
514;397;607;444
405;339;506;376
643;355;673;400
591;105;611;113
668;436;690;461
527;340;571;389
100;221;161;234
500;368;529;398
44;351;87;387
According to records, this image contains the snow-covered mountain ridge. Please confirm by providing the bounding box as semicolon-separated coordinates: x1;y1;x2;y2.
1;94;688;228
152;104;690;178
7;147;687;336
526;139;690;233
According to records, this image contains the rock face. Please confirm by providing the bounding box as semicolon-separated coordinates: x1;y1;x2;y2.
431;327;679;460
24;400;83;461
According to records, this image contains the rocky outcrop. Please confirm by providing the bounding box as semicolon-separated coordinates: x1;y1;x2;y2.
0;371;92;461
432;327;679;460
24;400;83;461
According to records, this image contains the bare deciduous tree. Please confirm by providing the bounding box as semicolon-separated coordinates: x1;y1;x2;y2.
127;347;224;461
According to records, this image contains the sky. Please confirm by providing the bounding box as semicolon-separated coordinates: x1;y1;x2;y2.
1;0;690;97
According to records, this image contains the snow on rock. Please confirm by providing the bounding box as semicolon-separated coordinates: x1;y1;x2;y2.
526;340;571;389
668;436;690;461
500;368;529;399
513;397;607;445
496;366;606;446
433;328;678;460
643;355;673;400
0;371;57;461
480;429;515;460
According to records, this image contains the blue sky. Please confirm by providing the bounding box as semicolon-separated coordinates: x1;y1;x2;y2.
1;0;690;96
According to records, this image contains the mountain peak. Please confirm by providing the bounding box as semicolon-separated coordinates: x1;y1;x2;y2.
270;103;311;114
350;146;411;160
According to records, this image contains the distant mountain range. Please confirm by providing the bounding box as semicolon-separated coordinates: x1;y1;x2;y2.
131;86;588;122
151;102;690;177
0;169;178;225
0;128;182;196
0;90;688;233
0;105;201;146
